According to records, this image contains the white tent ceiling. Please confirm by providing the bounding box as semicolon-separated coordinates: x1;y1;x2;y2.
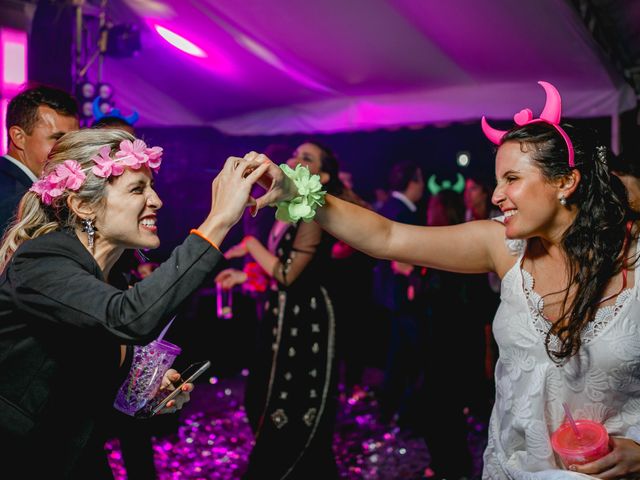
98;0;638;135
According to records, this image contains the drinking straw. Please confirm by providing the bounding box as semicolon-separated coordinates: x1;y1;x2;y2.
562;402;582;439
157;316;176;342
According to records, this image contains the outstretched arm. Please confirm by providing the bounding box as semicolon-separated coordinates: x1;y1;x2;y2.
251;156;512;276
225;221;322;286
315;194;505;274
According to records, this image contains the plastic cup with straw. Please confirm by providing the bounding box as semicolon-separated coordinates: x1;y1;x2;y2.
156;316;176;343
562;402;582;439
113;316;181;416
550;403;611;467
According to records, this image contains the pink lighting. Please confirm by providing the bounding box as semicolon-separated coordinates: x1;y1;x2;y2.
0;28;28;155
1;28;27;92
152;24;207;58
1;98;8;156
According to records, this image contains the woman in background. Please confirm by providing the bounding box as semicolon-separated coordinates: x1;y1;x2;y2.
216;141;344;479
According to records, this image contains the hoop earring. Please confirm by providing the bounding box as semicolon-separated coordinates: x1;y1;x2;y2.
81;218;96;251
559;195;567;207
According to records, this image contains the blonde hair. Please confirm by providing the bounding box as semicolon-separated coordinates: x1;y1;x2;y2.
0;128;136;270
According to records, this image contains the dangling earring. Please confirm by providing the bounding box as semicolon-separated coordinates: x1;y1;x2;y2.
559;195;567;206
81;218;96;251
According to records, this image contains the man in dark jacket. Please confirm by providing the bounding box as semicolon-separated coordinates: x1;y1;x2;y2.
1;85;78;234
373;162;425;424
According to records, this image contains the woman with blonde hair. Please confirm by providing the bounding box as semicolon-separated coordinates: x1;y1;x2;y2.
0;128;269;478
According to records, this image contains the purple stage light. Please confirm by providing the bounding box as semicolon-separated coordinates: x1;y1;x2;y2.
0;98;8;155
1;28;27;88
0;27;28;155
152;24;207;58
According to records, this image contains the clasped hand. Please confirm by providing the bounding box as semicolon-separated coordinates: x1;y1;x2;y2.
570;437;640;478
240;151;298;214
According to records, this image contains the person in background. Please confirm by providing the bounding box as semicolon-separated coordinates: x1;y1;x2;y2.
462;175;501;427
240;144;292;323
91;116;136;136
415;189;483;479
251;82;640;478
332;169;376;396
216;141;344;479
373;161;425;425
0;128;269;478
135;260;159;279
372;186;390;212
464;176;496;222
610;126;640;215
0;84;79;234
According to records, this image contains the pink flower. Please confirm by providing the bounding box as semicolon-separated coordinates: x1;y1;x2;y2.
54;160;86;190
31;140;165;206
116;139;149;169
145;146;163;172
30;179;56;205
30;160;85;205
91;146;125;178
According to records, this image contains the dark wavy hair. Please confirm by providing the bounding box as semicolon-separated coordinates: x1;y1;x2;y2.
502;122;632;361
304;141;345;197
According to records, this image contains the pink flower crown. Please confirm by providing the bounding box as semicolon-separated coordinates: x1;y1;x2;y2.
30;139;163;205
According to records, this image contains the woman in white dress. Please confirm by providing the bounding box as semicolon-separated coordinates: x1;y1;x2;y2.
248;82;640;479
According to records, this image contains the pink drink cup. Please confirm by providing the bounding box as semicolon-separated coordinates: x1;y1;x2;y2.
551;419;611;467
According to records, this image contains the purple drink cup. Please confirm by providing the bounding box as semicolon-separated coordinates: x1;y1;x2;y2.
114;339;182;416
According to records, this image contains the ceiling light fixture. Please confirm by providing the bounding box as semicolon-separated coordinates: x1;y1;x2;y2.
153;24;207;58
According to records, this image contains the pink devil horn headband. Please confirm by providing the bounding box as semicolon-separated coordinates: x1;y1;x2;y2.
481;81;575;168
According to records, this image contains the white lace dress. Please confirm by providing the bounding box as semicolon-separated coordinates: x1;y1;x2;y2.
483;235;640;479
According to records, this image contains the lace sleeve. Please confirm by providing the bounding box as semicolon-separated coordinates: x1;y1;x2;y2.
272;221;322;286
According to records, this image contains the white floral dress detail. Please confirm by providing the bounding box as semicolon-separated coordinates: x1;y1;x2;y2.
483;230;640;479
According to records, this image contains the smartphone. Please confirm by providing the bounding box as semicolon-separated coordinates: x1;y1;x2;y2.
135;360;211;418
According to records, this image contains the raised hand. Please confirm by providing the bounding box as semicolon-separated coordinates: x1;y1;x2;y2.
241;151;298;215
224;238;251;259
196;155;271;246
207;155;270;230
215;268;248;290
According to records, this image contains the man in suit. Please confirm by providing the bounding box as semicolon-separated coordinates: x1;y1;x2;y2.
1;85;79;234
373;162;425;425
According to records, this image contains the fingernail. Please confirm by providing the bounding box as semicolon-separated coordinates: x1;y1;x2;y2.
568;465;577;471
182;385;189;391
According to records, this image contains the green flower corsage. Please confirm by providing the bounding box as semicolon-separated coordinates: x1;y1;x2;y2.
275;164;326;223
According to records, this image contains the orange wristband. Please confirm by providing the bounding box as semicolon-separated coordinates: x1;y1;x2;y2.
190;229;220;251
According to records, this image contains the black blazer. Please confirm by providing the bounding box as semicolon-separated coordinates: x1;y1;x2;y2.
0;230;223;476
0;155;32;235
373;195;421;312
